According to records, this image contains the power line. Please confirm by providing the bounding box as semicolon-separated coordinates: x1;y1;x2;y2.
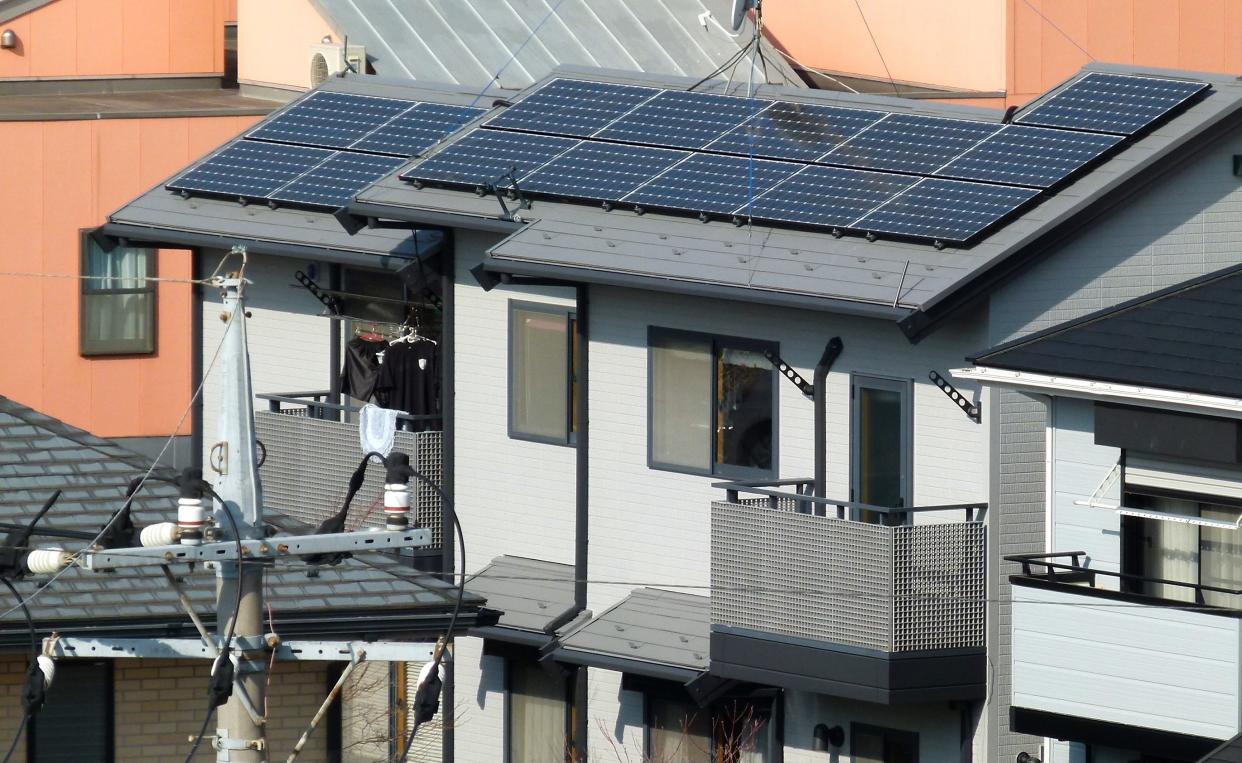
852;0;901;96
1018;0;1095;62
0;271;217;286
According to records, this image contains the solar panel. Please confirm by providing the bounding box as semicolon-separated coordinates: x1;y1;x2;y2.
166;142;332;199
854;178;1039;243
820;113;1000;175
744;165;917;227
936;124;1123;187
594;90;770;150
247;91;414;150
351;103;486;157
705;101;886;162
623;154;801;216
1015;72;1210;135
269;152;406;208
485;78;659;138
520;142;689;202
399;130;578;188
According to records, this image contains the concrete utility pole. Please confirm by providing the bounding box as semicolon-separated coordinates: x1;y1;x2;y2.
212;273;267;762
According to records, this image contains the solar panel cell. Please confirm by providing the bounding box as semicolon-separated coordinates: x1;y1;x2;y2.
521;142;689;201
820;114;999;175
270;152;406;208
485;78;660;137
594;90;769;150
352;103;486;157
936;124;1122;187
248;91;413;149
706;101;886;161
744;165;917;227
854;178;1038;243
623;154;801;215
166;142;333;199
399;130;578;187
1015;72;1210;135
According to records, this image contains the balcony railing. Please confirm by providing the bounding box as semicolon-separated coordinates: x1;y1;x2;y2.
254;392;443;548
711;479;987;653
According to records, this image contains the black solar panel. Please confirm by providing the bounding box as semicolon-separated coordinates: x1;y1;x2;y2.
705;101;886;162
521;142;689;202
623;154;801;216
854;178;1039;243
820;113;1000;175
247;91;413;150
351;103;486;157
745;165;916;227
485;78;659;138
167;142;332;199
1015;72;1210;135
595;90;769;150
399;130;577;187
269;152;406;208
936;124;1122;187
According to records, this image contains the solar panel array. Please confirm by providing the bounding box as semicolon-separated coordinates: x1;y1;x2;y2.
166;90;485;209
401;72;1208;245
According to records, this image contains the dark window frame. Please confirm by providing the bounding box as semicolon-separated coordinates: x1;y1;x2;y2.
850;721;919;763
507;300;577;447
642;688;782;762
79;231;157;357
646;326;779;479
849;373;914;523
503;658;574;763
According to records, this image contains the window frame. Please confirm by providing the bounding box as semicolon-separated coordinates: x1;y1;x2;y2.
504;658;573;763
642;688;782;762
849;721;919;763
849;374;914;522
646;326;779;480
28;659;114;762
79;231;157;357
507;300;577;447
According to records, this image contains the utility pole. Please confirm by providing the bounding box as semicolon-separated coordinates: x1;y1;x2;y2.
212;272;267;762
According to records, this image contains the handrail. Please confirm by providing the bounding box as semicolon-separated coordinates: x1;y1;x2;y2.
1005;550;1242;602
256;392;441;424
713;478;986;522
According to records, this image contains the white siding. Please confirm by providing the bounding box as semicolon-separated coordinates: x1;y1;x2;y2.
782;690;964;761
585;668;644;759
1012;583;1240;741
1049;397;1122;576
451;638;507;762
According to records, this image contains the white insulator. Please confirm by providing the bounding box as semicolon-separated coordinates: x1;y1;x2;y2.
178;496;205;546
35;655;54;690
140;522;181;547
383;483;410;529
25;548;70;575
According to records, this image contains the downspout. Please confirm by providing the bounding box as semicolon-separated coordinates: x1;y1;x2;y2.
190;249;204;472
440;236;456;763
573;283;590;761
327;263;342;413
813;338;844;502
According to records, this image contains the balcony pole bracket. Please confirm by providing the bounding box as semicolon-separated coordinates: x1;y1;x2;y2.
929;370;981;424
763;349;814;397
294;270;341;316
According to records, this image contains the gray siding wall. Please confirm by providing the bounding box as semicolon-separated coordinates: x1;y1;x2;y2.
990;389;1047;763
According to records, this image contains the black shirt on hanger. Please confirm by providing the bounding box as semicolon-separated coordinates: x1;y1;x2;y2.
375;340;439;430
340;337;385;402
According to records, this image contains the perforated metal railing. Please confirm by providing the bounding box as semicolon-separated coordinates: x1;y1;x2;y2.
254;393;443;548
711;487;986;652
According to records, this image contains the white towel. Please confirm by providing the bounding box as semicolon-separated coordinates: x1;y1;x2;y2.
359;404;405;461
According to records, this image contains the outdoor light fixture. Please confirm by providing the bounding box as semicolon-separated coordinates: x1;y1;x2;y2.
812;723;844;751
321;35;332;44
0;30;16;49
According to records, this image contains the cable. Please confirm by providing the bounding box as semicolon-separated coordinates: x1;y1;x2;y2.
0;271;218;286
0;580;36;763
1018;0;1095;62
852;0;901;96
183;705;217;763
0;716;26;763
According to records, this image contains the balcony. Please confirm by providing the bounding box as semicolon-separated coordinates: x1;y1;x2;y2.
709;479;987;703
1008;552;1241;757
254;392;443;553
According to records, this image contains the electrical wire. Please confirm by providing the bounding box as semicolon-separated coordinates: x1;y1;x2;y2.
1018;0;1095;62
852;0;901;96
0;579;36;763
183;706;217;762
0;271;219;286
0;716;26;763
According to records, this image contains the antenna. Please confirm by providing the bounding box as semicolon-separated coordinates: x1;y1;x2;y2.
730;0;758;32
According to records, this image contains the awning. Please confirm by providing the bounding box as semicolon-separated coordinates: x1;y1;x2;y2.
465;556;576;647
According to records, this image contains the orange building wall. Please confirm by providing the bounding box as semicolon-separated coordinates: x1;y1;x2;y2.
0;0;234;78
0;114;260;438
237;0;335;91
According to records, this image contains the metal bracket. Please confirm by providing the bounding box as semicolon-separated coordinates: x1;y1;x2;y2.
763;350;814;397
929;370;981;423
45;637;436;663
483;167;531;221
79;527;432;571
294;270;341;315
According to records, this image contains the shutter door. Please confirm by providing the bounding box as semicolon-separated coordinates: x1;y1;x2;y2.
32;661;110;761
1125;454;1242;502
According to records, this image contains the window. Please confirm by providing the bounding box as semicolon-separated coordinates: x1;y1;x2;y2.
1122;491;1242;606
509;302;577;445
649;329;776;477
851;376;912;523
507;661;571;762
646;694;777;762
80;235;155;356
30;660;112;761
851;722;918;763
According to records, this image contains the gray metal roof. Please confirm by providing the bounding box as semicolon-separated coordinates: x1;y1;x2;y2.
350;63;1242;336
465;555;574;639
0;395;487;648
551;588;709;681
308;0;801;90
0;89;276;122
971;263;1242;399
1200;733;1242;763
0;0;52;24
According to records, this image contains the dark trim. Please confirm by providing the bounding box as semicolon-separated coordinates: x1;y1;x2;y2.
79;229;157;356
470;626;555;649
1010;707;1220;759
548;646;704;685
440;238;456;763
326;663;344;763
851;722;919;763
507;299;577;447
1009;573;1242;617
1095;403;1242;464
327;264;342;408
346;200;524;235
191;248;204;471
571;282;590;763
905;101;1242;342
482;256;911;322
849;373;915;516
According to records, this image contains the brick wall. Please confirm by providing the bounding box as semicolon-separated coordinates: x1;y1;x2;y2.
0;655;25;761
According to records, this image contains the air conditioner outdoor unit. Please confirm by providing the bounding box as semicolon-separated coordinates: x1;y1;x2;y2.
308;42;366;86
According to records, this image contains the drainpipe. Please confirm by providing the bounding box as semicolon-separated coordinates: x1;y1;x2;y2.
327;263;342;416
813;338;844;502
440;239;456;763
572;283;589;762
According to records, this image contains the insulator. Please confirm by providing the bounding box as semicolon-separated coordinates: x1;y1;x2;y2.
25;548;70;575
383;483;410;531
178;496;205;546
35;655;54;690
140;522;181;547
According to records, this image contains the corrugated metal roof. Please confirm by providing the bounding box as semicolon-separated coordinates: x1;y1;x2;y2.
553;588;708;679
465;555;575;635
971;263;1242;399
309;0;802;90
0;394;485;646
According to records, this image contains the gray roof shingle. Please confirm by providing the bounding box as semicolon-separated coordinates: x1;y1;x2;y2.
465;555;574;637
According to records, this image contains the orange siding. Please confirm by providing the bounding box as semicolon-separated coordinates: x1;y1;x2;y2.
0;0;229;78
0;115;260;438
237;0;335;91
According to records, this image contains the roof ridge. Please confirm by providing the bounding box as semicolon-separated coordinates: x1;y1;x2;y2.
0;394;156;473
